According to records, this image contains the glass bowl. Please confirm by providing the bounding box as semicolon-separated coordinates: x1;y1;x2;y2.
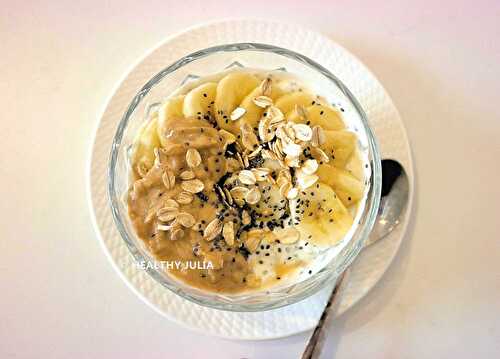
108;43;381;312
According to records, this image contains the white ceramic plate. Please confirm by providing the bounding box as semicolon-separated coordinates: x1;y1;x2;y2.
87;19;414;340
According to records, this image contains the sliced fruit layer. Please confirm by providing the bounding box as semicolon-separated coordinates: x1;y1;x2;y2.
289;104;344;130
274;91;315;116
322;130;357;168
183;82;217;118
317;163;364;207
345;153;364;180
157;95;184;147
238;78;287;128
132;115;161;174
295;182;353;246
214;72;260;133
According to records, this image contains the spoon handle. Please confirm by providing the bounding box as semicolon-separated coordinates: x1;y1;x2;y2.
301;270;348;359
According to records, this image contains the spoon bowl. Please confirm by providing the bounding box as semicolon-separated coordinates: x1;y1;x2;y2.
365;159;409;247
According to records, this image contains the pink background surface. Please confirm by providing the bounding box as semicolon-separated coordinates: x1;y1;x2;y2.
1;0;499;358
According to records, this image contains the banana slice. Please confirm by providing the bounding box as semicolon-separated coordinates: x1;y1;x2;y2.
214;72;260;133
274;91;315;116
238;79;287;128
322;130;357;168
251;180;288;224
317;163;364;206
183;82;217;118
157;95;184;146
294;182;353;246
131;115;161;175
345;152;364;180
288;104;344;130
236;86;264;129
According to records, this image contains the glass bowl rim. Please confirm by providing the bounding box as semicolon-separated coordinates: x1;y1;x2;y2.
108;42;382;312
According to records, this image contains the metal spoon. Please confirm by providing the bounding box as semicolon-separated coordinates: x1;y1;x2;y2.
302;160;409;359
